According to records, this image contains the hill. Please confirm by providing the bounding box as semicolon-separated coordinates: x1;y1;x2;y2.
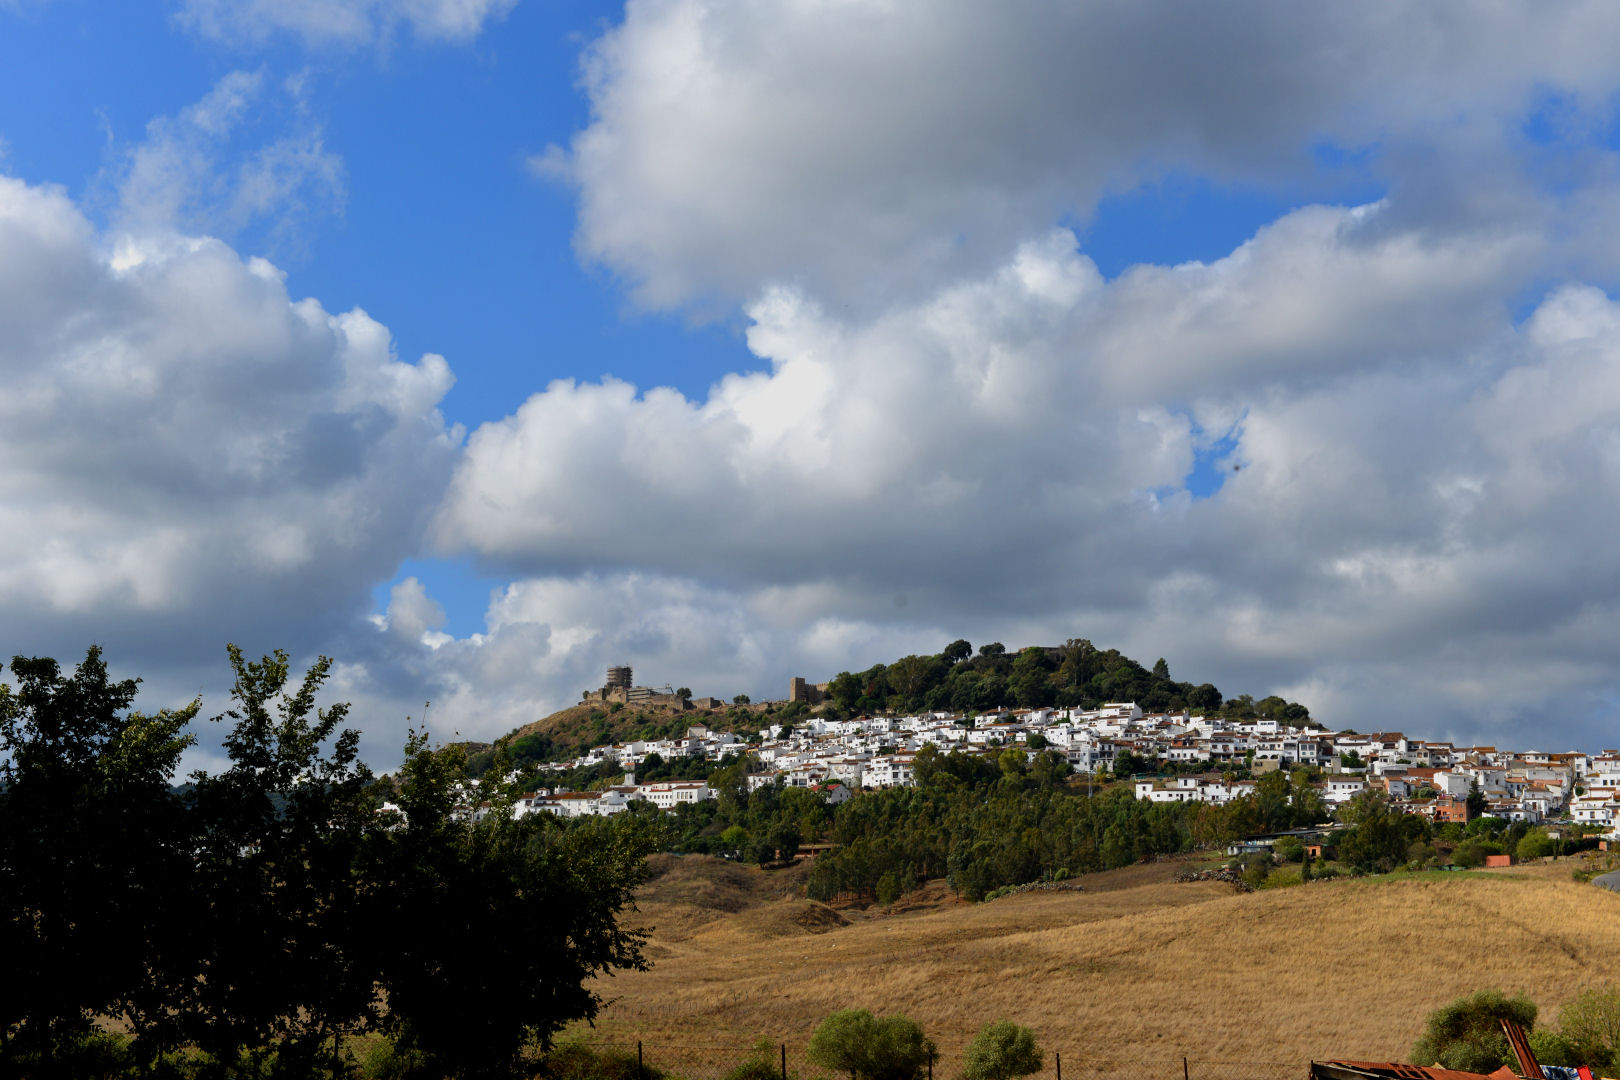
469;700;765;776
575;856;1620;1064
480;635;1314;770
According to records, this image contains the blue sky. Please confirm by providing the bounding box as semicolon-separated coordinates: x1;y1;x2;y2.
8;1;1620;766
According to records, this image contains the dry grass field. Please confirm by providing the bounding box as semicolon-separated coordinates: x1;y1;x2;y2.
575;854;1620;1065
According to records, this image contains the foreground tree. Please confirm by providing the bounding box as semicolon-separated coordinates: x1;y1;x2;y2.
369;734;662;1079
0;648;199;1068
0;645;662;1079
185;645;379;1073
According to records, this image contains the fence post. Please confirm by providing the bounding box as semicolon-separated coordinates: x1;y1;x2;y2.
782;1043;787;1080
1055;1051;1061;1080
638;1041;644;1080
928;1048;934;1080
1183;1056;1189;1080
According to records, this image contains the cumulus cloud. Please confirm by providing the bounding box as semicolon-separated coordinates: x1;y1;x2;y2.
434;203;1532;593
0;172;458;700
552;0;1620;311
331;570;951;748
412;189;1620;750
175;0;518;48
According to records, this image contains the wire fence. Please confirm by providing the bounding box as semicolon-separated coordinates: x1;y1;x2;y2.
546;1041;1303;1080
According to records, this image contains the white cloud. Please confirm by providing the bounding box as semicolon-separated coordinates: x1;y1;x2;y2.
0;172;458;696
175;0;517;48
330;570;950;749
555;0;1620;311
416;193;1620;751
435;203;1532;589
109;71;346;253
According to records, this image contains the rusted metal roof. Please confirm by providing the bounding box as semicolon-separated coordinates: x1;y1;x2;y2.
1314;1059;1522;1080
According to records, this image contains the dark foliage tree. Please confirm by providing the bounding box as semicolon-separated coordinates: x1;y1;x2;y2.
370;734;661;1078
185;646;378;1073
1337;790;1431;873
0;645;663;1080
0;648;199;1068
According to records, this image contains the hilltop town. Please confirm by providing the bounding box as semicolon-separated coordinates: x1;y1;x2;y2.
516;668;1615;834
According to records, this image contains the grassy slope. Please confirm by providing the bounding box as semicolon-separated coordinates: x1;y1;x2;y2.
506;702;767;764
580;856;1620;1064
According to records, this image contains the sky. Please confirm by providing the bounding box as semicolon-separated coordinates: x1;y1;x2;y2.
8;1;1620;769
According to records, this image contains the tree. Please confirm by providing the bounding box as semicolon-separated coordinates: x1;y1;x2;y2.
1410;990;1537;1073
962;1020;1042;1080
1466;780;1488;820
943;639;973;665
1151;658;1170;680
0;648;200;1069
808;1010;936;1080
370;733;661;1078
1517;829;1556;862
733;694;751;705
186;646;379;1071
676;687;692;701
888;654;946;703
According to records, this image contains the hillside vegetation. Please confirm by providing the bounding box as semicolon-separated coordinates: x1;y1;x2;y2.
581;856;1620;1064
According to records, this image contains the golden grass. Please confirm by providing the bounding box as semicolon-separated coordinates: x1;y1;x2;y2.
579;857;1620;1065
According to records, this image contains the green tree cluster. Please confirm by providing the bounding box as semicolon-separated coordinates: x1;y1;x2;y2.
1335;790;1434;874
657;758;835;866
799;743;1337;902
0;647;657;1078
818;638;1310;725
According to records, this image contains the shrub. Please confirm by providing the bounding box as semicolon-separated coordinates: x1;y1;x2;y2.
1410;989;1537;1073
808;1009;935;1080
535;1041;659;1080
1559;985;1620;1069
961;1020;1043;1080
1530;1030;1579;1069
723;1040;786;1080
1239;852;1271;889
